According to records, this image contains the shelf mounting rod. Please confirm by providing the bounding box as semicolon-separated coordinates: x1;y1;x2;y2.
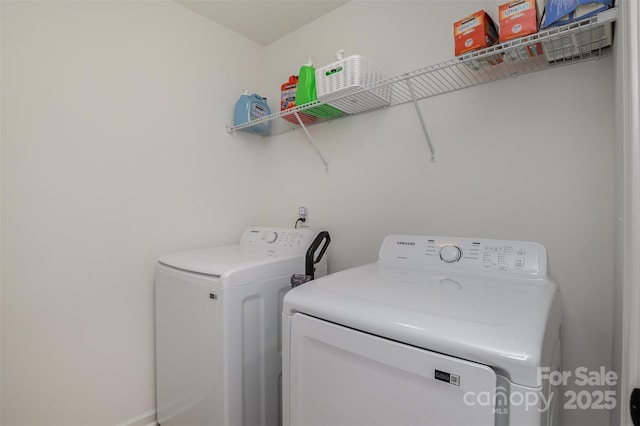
406;79;436;162
294;111;329;173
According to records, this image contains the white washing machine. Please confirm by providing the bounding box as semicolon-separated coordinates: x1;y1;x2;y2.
155;227;327;426
282;235;562;426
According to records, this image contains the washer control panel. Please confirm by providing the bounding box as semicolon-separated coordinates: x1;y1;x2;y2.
439;245;462;263
240;227;315;253
379;235;546;276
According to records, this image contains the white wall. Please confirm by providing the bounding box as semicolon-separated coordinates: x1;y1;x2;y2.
0;1;3;422
613;1;640;425
262;2;615;426
612;1;625;424
1;1;266;424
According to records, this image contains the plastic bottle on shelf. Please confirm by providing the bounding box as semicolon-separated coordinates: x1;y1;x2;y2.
281;75;315;125
281;75;298;111
233;90;271;135
295;58;317;106
295;57;344;119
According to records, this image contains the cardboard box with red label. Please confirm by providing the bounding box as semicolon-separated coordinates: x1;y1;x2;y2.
453;10;499;56
499;0;539;43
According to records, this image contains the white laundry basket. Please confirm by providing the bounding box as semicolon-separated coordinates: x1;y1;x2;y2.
315;54;391;114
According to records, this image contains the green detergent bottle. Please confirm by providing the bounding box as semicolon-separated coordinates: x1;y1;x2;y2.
295;58;344;119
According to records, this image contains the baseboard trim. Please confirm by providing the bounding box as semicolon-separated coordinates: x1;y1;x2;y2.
116;409;157;426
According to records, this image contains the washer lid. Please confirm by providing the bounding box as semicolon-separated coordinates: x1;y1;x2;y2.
158;245;280;277
283;262;561;387
158;227;316;278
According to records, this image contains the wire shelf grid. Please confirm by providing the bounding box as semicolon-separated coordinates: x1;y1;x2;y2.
227;8;616;136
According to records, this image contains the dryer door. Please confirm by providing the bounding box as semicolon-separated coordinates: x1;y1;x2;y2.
286;313;498;426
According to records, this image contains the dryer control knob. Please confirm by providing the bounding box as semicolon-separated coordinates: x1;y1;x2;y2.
440;245;462;263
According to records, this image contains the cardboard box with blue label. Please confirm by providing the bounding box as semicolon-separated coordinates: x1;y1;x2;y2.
541;0;612;28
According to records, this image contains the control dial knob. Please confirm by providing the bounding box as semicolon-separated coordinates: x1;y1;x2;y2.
265;231;278;243
440;245;462;263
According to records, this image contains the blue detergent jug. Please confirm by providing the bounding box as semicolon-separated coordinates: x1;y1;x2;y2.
234;91;271;136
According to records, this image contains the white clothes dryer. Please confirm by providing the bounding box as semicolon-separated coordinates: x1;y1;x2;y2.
282;235;562;426
155;227;327;426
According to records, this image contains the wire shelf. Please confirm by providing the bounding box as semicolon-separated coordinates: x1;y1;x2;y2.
227;7;617;136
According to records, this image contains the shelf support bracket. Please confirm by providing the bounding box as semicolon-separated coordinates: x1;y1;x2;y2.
294;111;329;173
406;79;436;162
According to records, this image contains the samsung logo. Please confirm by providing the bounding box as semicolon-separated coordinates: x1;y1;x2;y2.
396;241;416;246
